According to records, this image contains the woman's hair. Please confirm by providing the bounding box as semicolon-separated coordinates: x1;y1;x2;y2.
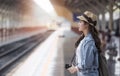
75;21;102;53
75;33;84;48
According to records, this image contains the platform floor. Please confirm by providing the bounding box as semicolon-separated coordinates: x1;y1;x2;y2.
6;28;120;76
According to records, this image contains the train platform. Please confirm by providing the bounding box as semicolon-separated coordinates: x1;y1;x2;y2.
6;28;120;76
0;29;47;47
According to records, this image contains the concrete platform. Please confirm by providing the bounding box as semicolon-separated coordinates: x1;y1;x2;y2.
7;28;65;76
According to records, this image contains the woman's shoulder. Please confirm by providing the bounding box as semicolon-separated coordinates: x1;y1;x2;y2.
83;36;98;51
83;34;94;45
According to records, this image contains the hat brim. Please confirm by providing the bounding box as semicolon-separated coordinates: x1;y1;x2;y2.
77;16;88;23
77;16;94;26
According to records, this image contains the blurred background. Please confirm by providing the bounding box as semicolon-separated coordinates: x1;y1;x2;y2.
0;0;119;76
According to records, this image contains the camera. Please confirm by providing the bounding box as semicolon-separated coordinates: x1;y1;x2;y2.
65;64;72;69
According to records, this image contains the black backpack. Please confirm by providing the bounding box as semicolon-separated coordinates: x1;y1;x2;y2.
98;53;109;76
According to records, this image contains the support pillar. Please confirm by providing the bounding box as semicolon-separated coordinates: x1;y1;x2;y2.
109;1;114;31
101;12;106;31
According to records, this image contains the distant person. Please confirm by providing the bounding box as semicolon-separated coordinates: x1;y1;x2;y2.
67;11;101;76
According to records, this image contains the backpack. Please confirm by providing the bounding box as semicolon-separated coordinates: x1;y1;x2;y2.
98;53;109;76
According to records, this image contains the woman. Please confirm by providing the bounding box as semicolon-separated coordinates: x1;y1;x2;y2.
68;11;101;76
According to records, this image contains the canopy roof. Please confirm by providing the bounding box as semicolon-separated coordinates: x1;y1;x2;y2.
51;0;120;14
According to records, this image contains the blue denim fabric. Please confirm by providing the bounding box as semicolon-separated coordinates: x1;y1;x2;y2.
76;33;99;76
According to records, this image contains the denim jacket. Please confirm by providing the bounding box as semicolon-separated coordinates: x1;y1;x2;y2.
76;33;99;76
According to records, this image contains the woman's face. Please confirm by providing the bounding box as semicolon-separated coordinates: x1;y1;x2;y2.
78;20;88;32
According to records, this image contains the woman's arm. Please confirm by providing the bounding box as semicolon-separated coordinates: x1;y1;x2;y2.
78;41;95;70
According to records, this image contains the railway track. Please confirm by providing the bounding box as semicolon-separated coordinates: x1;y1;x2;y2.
0;30;54;75
0;32;44;57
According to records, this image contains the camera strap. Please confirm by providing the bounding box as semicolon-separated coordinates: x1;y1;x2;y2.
70;49;76;66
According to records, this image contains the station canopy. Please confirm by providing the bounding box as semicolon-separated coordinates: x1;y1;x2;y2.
51;0;120;14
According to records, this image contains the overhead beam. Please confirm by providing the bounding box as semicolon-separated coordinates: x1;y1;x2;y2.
79;4;90;12
65;0;75;7
71;0;106;14
72;1;86;8
84;0;101;14
94;0;110;12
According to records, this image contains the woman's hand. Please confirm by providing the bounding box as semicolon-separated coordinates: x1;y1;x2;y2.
67;65;78;74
